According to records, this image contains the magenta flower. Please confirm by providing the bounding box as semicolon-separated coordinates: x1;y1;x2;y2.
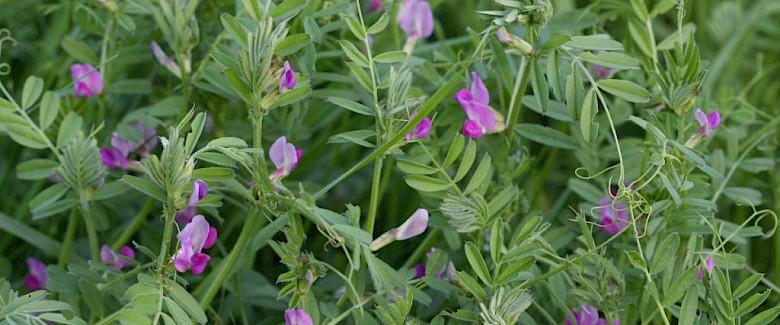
279;61;297;94
173;215;218;275
455;72;505;138
368;0;382;11
269;136;302;181
696;255;716;280
70;63;104;98
176;180;208;224
592;64;615;79
565;304;618;325
100;245;136;270
598;198;629;235
100;147;131;170
284;308;313;325
100;121;158;170
398;0;433;40
694;108;721;137
414;263;426;278
151;41;181;78
369;209;429;251
24;258;48;291
405;115;432;141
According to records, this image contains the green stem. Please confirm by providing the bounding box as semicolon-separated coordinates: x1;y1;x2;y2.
504;56;533;148
364;158;383;235
79;194;100;262
156;200;177;271
112;199;156;250
401;229;440;269
58;207;79;267
252;112;263;151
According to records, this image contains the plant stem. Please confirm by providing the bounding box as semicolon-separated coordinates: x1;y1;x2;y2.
58;207;79;267
504;56;533;147
156;199;177;271
112;199;156;250
364;159;383;235
402;229;440;269
79;193;100;262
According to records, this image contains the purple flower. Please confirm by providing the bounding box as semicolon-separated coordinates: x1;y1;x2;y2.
414;263;426;279
598;198;629;235
279;61;297;93
269;136;302;181
398;0;433;40
100;121;158;170
405;115;432;141
173;215;218;275
368;0;382;11
455;72;505;138
592;64;614;79
176;180;209;224
370;209;429;251
24;258;48;291
100;245;136;270
284;308;314;325
565;304;618;325
696;255;716;280
70;63;104;98
151;41;181;77
497;26;511;43
100;147;130;170
694;108;721;137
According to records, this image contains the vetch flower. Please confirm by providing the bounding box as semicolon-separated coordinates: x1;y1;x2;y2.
455;72;505;138
100;146;130;170
24;258;48;290
598;198;629;235
369;208;428;251
414;263;426;279
284;308;314;325
269;136;302;181
696;255;716;280
695;108;721;137
405;115;432;141
151;41;181;78
398;0;433;53
176;180;208;224
71;63;104;98
368;0;382;12
565;304;618;325
173;215;218;275
592;64;615;79
279;61;297;93
496;26;533;55
100;245;136;270
100;121;158;170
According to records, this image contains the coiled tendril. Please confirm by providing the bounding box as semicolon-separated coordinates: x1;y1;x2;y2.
0;29;16;76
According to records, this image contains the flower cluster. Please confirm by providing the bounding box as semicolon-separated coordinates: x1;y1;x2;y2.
173;215;218;275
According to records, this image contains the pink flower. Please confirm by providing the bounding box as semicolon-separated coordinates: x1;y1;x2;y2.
100;245;136;270
176;180;208;224
370;209;429;251
269;136;302;181
24;258;48;290
694;109;721;137
405;116;432;141
497;26;511;43
414;263;426;278
151;41;181;77
173;215;218;275
279;61;297;93
592;64;615;79
696;255;716;280
398;0;434;40
100;121;158;170
368;0;382;11
100;147;130;170
598;198;629;235
70;63;104;98
565;304;618;325
455;72;505;138
284;308;313;325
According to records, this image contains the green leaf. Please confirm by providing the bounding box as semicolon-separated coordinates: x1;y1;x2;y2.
220;14;247;46
367;13;390;34
332;224;372;244
496;256;535;284
397;159;437;175
168;282;208;324
0;211;62;257
567;35;624;51
405;175;450;192
454;140;477;181
327;97;374;116
744;306;780;325
530;60;549;114
61;36;98;64
8;124;48;149
580;87;597;142
723;187;762;206
515;123;578;149
347;63;372;92
650;233;679;274
374;51;407;64
464;242;492;285
596;79;650;103
625;250;645;270
192;167;234;183
207;137;247;148
270;0;306;21
736;290;770;317
343;16;366;40
579;52;640;70
29;183;70;210
16;159;59;180
121;175;166;202
57;112;83;148
39;91;60;129
328;129;375;147
443;135;465;168
567;178;602;203
271;84;311;108
21;76;44;110
339;41;370;68
275;34;310;57
454;271;487;301
734;274;763;299
464;155;491;194
224;68;254;105
679;288;698;325
669;141;724;180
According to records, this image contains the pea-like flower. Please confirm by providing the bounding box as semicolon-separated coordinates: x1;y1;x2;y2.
592;64;615;79
598;198;628;235
696;255;716;280
284;308;313;325
176;180;208;224
279;61;297;94
368;0;382;11
151;41;181;78
694;108;721;137
100;121;158;170
100;245;136;270
405;115;432;141
25;258;48;290
173;215;218;275
455;72;505;138
269;136;303;181
70;63;104;98
369;209;429;251
565;304;618;325
398;0;433;53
